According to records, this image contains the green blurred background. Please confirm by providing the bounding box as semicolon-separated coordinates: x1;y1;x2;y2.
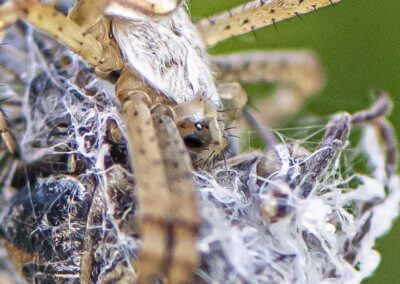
189;0;400;283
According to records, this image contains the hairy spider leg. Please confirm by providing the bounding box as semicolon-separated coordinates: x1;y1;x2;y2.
151;105;199;282
213;51;324;127
116;67;199;282
196;0;341;47
0;1;197;281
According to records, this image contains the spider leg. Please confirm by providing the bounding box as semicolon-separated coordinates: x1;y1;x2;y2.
68;0;111;31
120;94;169;281
213;51;324;126
243;108;276;151
215;82;246;155
196;0;340;47
218;82;277;152
151;105;199;283
116;68;198;282
0;1;120;71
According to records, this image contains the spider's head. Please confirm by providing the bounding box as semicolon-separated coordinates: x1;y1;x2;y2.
178;119;211;151
173;97;228;168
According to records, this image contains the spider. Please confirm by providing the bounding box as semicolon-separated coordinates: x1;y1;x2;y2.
0;10;399;283
0;0;368;282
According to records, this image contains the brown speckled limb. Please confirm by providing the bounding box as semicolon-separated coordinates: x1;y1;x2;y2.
116;68;200;282
1;2;200;281
151;105;199;282
0;0;122;70
196;0;340;47
118;89;169;281
213;50;324;126
68;0;111;30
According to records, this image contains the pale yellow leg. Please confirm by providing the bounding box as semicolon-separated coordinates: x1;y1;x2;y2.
68;0;110;31
213;50;324;126
151;106;199;282
0;0;121;71
196;0;341;47
121;95;170;281
117;68;199;282
218;82;277;150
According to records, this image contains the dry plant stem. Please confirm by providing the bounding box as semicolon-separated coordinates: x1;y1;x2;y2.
302;95;396;197
197;0;341;46
213;51;323;126
301;113;350;197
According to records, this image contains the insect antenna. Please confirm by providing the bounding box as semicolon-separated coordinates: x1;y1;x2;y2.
351;92;392;124
376;119;398;176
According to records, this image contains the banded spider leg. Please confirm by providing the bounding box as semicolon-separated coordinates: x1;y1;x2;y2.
0;1;200;281
196;0;341;47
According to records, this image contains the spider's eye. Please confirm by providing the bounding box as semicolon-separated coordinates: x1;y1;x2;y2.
195;123;203;130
